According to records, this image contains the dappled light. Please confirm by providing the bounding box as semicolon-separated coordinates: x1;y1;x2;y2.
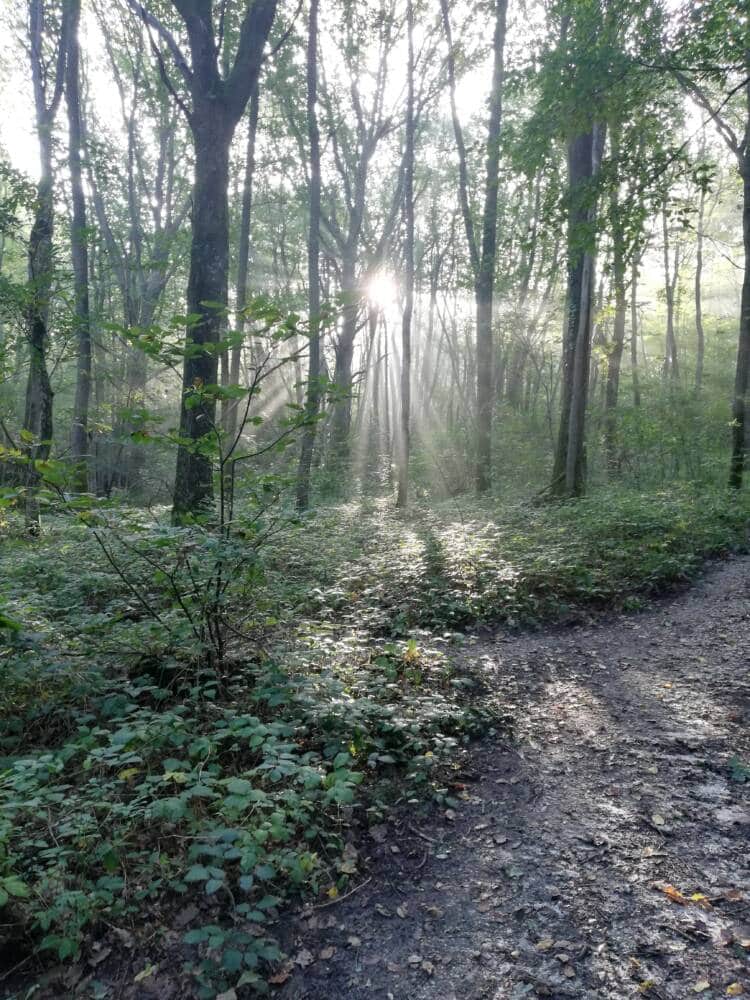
1;0;750;996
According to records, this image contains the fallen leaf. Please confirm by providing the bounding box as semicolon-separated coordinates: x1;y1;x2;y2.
215;991;237;1000
268;965;292;985
689;893;712;910
407;953;423;965
347;936;362;948
421;960;435;974
444;809;456;822
654;882;686;905
294;949;314;968
652;814;666;827
134;964;156;983
639;980;655;993
319;946;335;960
326;886;338;899
725;889;744;902
396;904;408;918
87;946;112;968
727;985;744;996
375;903;391;917
693;981;711;993
739;938;750;949
536;937;554;952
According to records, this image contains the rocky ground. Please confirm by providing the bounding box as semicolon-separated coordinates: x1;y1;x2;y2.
278;556;750;1000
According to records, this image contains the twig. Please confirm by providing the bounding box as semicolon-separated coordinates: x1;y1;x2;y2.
408;824;437;845
314;876;372;909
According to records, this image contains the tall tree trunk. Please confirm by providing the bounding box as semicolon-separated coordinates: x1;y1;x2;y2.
67;0;91;492
662;202;680;382
440;0;507;494
157;0;276;520
296;0;322;511
729;161;750;489
474;0;507;493
225;81;260;442
22;0;67;531
396;0;415;509
551;124;605;497
329;255;358;465
630;259;641;408
694;182;706;392
173;113;232;517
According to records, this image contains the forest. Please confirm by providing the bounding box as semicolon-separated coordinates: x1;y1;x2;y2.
0;0;749;997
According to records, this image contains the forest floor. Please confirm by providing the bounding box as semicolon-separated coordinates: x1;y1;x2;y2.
277;555;750;1000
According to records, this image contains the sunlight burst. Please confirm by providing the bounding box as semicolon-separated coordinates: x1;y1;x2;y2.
366;270;399;309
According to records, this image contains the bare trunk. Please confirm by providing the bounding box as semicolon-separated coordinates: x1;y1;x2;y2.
67;0;91;491
630;260;641;408
226;82;260;441
695;183;706;391
552;123;605;497
296;0;322;511
173;114;232;518
396;0;415;509
729;163;750;488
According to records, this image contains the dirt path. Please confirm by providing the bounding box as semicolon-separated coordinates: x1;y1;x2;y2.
279;556;750;1000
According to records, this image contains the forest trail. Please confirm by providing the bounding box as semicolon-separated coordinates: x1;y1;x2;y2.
279;556;750;1000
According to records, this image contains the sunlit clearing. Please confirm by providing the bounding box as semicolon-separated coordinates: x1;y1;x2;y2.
366;271;399;309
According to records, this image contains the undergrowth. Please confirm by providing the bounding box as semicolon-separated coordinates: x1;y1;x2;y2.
1;484;748;997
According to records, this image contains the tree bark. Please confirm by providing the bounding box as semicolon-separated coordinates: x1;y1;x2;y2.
630;259;641;408
296;0;322;511
551;123;605;497
23;0;67;532
66;0;92;492
729;162;750;489
661;201;680;382
440;0;507;494
396;0;415;509
474;0;508;493
225;81;260;442
164;0;277;520
694;182;706;392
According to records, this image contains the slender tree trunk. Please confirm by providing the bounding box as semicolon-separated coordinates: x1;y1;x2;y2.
630;259;641;408
662;203;680;382
226;81;260;441
695;182;706;392
440;0;507;494
22;0;65;532
475;0;508;493
396;0;415;509
296;0;322;511
330;255;358;465
729;162;750;488
552;124;605;497
67;0;91;491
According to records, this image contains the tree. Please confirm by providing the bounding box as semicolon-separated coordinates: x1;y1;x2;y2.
128;0;278;518
66;0;91;492
396;0;415;508
22;0;69;530
440;0;508;493
669;0;749;486
296;0;322;511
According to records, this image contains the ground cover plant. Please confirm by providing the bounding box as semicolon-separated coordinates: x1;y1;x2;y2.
1;485;749;996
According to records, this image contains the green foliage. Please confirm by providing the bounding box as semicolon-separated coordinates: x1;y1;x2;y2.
1;483;747;994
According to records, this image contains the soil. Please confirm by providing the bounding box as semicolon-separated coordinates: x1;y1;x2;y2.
277;555;750;1000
